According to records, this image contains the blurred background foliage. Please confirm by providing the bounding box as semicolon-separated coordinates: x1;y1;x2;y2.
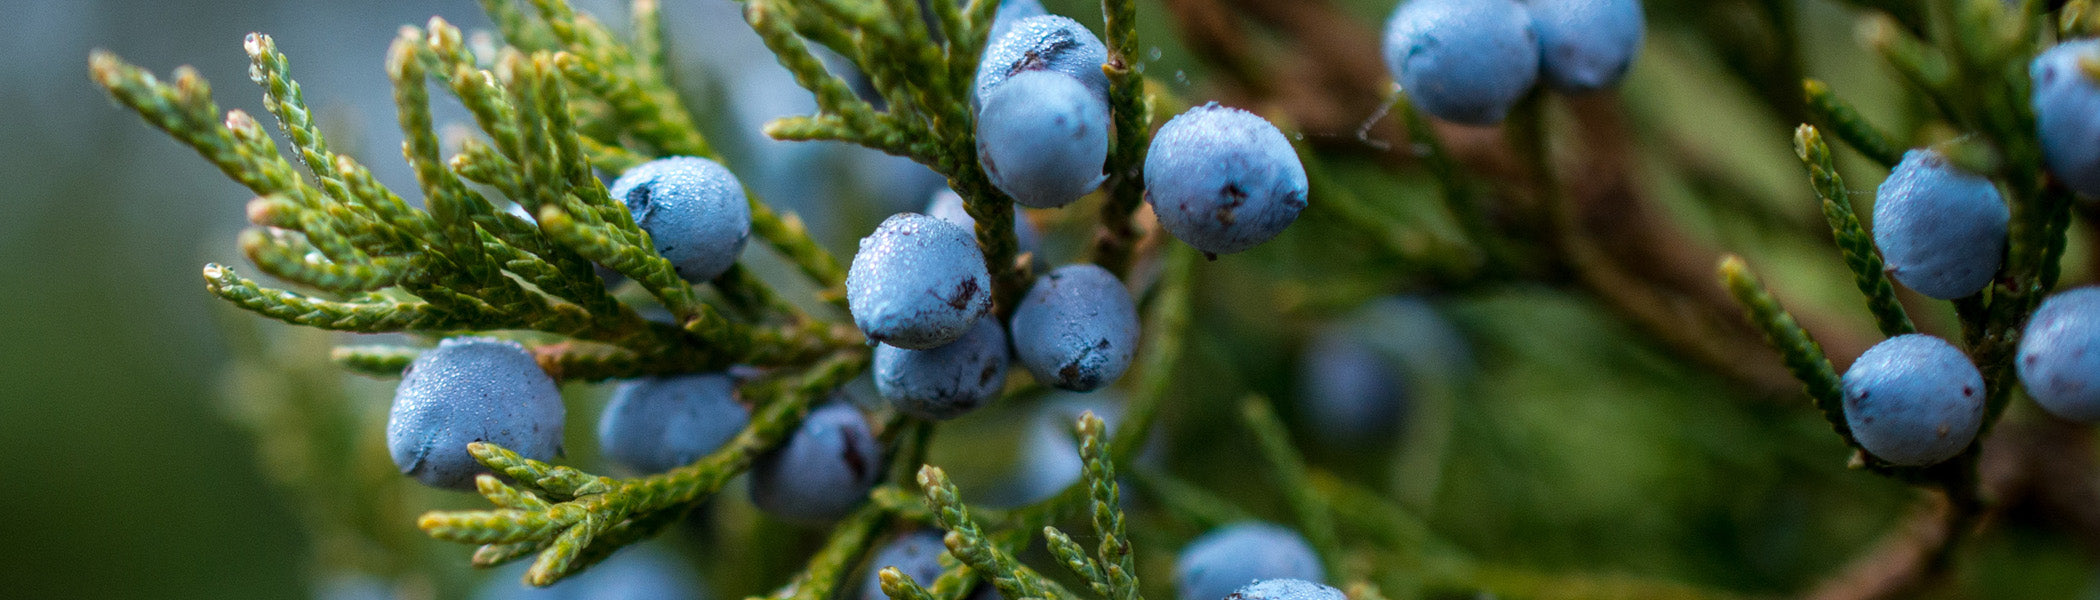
7;0;2099;598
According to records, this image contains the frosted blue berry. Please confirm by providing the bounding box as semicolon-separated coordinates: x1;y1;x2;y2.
859;530;949;600
1842;334;1984;467
874;317;1011;420
987;0;1049;47
1176;522;1326;600
476;544;706;600
1526;0;1645;92
1872;149;2008;300
1224;579;1345;600
388;337;564;491
1383;0;1540;125
977;70;1111;208
1295;326;1407;446
1011;264;1140;391
749;402;880;523
847;213;995;350
974;15;1110;107
1144;103;1308;255
927;189;1041;254
2018;287;2100;421
2032;39;2100;197
609;156;753;283
597;374;751;474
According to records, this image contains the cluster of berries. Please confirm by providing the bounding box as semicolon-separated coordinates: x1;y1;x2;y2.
1383;0;1645;125
1831;39;2100;467
380;0;1313;532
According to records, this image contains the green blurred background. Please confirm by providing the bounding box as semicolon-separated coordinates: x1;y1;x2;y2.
6;0;2098;598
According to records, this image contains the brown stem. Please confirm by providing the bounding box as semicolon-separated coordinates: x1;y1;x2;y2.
1802;416;2042;600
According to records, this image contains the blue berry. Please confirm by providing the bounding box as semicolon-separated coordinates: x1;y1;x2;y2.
977;70;1111;208
1872;149;2008;300
388;337;564;491
859;530;949;600
609;157;754;283
1144;103;1308;255
987;0;1049;48
974;15;1110;108
1223;579;1345;600
597;374;751;474
847;213;995;350
1295;326;1407;445
2018;287;2100;421
927;189;1041;254
1176;522;1326;600
475;544;707;600
1009;394;1122;505
1526;0;1645;92
2032;39;2100;197
1841;334;1984;466
1010;264;1140;391
1383;0;1540;125
749;402;880;523
874;316;1011;420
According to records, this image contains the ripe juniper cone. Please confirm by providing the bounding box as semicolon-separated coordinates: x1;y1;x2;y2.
1526;0;1645;92
2031;39;2100;197
387;337;564;491
1842;334;1985;467
609;156;753;283
1144;103;1308;255
986;0;1048;48
1010;394;1121;505
1872;149;2009;300
749;402;880;523
858;530;949;600
874;317;1010;420
977;70;1111;208
846;213;994;350
597;373;751;474
973;14;1110;108
1383;0;1541;125
1225;579;1347;600
928;189;1041;253
1175;522;1326;600
2018;287;2100;422
1011;264;1141;391
1296;326;1408;446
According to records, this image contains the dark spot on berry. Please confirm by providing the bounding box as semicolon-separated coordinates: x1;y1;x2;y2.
1863;416;1875;424
1962;386;1974;397
947;278;981;310
840;434;871;481
1059;361;1082;382
979;364;999;385
1094;338;1111;351
625;184;655;220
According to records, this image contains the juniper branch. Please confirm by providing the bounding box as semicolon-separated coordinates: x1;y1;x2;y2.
419;351;867;586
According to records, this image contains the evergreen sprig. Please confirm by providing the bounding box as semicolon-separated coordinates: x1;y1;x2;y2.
420;351;865;585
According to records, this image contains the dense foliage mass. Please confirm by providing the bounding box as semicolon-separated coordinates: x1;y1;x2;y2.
87;0;2100;598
